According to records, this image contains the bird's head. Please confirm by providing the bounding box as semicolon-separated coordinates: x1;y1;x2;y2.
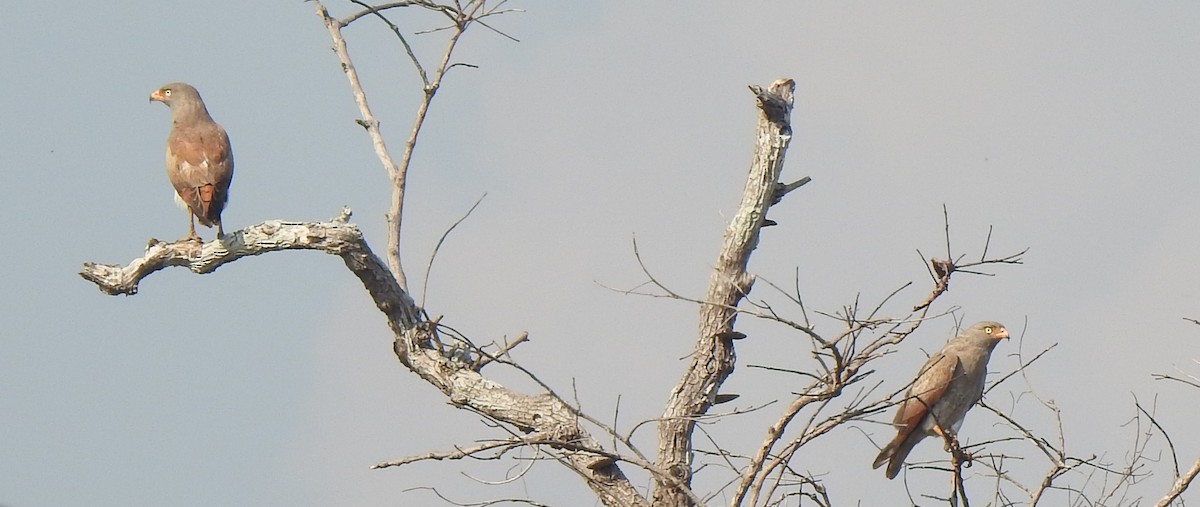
967;321;1009;343
150;82;208;117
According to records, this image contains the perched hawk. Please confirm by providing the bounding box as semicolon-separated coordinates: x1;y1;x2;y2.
150;82;234;241
872;321;1009;479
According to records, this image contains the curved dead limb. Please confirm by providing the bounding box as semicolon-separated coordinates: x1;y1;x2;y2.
84;220;646;503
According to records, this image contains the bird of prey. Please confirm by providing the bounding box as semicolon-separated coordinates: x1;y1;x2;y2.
150;82;234;242
872;321;1009;479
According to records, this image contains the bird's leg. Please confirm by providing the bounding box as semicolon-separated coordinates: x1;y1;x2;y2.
933;423;951;450
184;214;201;243
216;220;225;239
934;424;972;467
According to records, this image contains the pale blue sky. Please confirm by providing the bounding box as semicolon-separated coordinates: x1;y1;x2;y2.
3;2;1199;506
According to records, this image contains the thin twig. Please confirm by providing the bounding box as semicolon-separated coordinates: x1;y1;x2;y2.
472;331;530;370
421;193;487;307
403;485;551;507
346;0;430;85
374;437;536;469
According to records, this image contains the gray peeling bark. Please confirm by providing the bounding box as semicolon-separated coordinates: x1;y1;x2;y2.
79;208;421;333
652;79;796;507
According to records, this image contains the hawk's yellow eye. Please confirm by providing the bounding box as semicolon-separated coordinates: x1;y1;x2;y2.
984;326;993;333
164;89;172;96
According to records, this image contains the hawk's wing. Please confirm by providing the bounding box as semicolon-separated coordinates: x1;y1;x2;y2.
893;351;959;433
872;350;960;478
166;121;233;226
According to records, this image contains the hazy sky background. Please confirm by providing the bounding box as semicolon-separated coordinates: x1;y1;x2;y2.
3;2;1199;506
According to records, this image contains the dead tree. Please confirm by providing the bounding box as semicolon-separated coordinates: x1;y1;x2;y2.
80;2;1199;506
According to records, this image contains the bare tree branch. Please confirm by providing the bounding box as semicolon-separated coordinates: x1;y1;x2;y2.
80;207;422;326
314;1;411;288
315;0;508;294
341;1;432;27
1153;335;1200;507
472;331;530;370
403;485;552;507
422;193;487;307
374;436;540;469
1156;456;1200;507
345;0;432;84
651;78;797;507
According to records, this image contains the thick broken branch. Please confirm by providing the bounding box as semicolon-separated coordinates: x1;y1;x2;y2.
652;78;797;507
80;210;360;295
79;209;421;332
